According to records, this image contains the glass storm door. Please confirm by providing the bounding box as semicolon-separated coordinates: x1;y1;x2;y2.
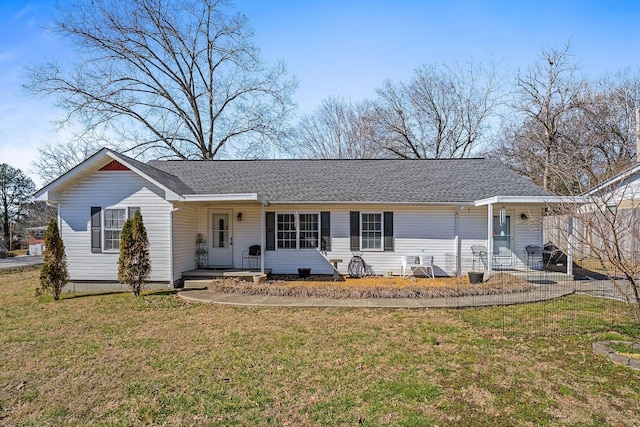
209;211;233;267
492;215;511;254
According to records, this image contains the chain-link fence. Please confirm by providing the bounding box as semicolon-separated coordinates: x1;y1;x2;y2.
441;254;640;337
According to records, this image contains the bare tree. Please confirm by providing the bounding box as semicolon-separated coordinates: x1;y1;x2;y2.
24;0;297;162
32;140;110;185
494;43;587;193
548;178;640;314
371;60;503;159
577;71;640;182
292;96;379;159
494;56;639;195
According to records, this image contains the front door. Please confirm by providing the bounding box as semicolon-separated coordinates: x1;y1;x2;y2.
492;213;513;269
209;210;233;267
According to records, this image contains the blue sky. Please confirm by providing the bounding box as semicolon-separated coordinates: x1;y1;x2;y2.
1;0;640;186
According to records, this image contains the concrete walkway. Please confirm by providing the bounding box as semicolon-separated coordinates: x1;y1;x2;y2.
178;284;576;308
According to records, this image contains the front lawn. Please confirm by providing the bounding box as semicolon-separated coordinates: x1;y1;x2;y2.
1;267;639;426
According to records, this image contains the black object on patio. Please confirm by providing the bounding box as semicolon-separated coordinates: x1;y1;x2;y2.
543;242;567;266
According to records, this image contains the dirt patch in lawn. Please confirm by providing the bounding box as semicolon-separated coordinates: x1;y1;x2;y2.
207;272;536;299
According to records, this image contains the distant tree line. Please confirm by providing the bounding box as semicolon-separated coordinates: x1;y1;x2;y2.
292;44;639;196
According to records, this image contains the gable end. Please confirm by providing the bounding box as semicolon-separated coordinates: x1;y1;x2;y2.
99;160;130;171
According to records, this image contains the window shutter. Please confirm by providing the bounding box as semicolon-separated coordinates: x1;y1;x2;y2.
350;211;360;251
91;207;101;253
320;211;331;251
265;212;275;251
384;211;394;252
128;207;140;218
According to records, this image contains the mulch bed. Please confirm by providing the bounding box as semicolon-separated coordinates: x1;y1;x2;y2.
207;273;536;299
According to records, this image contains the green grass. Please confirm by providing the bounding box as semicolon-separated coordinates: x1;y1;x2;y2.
1;267;640;426
610;342;640;355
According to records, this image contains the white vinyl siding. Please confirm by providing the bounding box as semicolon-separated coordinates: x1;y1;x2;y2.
172;204;199;283
114;200;543;279
258;204;542;276
58;170;172;283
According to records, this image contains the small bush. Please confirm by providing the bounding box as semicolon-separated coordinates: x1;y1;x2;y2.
37;219;69;300
118;210;151;297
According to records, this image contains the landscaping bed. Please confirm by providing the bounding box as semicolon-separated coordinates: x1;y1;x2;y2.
208;272;536;299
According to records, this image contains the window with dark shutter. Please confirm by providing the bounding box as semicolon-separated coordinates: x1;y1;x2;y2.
128;207;140;218
350;211;360;251
265;212;276;251
320;211;331;251
91;207;101;253
384;211;394;251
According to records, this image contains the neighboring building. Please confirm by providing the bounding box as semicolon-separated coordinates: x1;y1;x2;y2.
35;148;565;288
26;226;47;255
545;163;640;263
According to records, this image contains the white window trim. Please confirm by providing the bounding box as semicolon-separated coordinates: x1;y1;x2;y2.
360;212;384;252
275;212;320;250
102;206;129;253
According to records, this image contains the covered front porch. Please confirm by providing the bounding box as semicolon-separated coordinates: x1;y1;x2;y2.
471;196;581;278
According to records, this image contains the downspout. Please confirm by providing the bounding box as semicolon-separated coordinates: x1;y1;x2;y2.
487;203;493;273
170;205;182;287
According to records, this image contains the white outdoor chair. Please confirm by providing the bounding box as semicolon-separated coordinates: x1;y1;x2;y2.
401;254;434;278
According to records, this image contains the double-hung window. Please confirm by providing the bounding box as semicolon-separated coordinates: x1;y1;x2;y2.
361;213;382;250
299;213;319;249
277;213;297;249
103;208;127;251
276;213;319;249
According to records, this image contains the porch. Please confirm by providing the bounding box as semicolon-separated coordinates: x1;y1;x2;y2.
181;268;272;281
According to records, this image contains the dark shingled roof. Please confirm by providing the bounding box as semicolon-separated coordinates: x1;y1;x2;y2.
110;151;194;196
145;158;550;203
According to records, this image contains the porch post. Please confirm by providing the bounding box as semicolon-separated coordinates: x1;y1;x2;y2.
260;203;265;274
487;203;493;273
454;210;461;276
567;216;573;277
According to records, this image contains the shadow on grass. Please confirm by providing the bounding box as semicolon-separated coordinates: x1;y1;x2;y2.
62;290;128;300
62;289;179;300
0;264;42;275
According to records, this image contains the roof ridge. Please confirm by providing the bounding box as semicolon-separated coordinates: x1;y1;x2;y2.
148;157;488;163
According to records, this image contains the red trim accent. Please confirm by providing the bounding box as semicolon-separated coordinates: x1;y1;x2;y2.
99;160;130;171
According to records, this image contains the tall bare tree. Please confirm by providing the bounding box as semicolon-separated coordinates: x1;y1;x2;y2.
493;48;639;195
24;0;297;163
576;71;640;182
371;60;503;159
292;96;379;159
494;43;587;194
